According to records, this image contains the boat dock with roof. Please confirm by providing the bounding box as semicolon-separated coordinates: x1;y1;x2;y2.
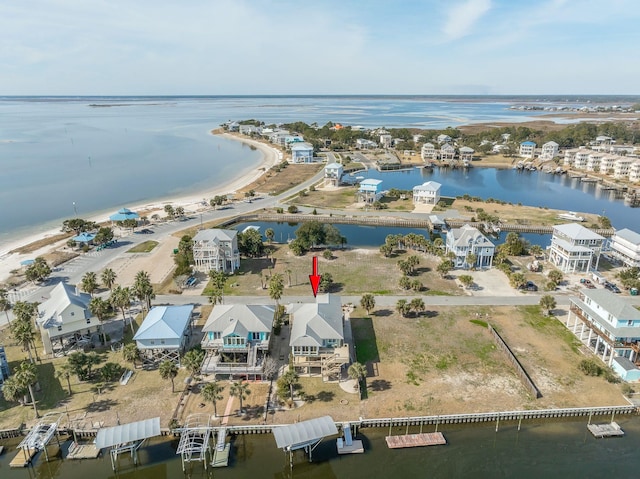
10;412;63;467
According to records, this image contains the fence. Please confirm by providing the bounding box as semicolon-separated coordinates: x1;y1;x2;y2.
488;324;542;399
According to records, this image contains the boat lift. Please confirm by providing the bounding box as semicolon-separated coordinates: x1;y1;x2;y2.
175;414;213;471
272;415;338;469
95;417;161;471
11;412;64;467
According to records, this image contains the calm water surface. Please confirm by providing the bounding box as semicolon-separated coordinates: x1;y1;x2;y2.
2;417;640;478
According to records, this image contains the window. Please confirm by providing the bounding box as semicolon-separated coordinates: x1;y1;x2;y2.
628;320;634;326
160;340;165;344
150;340;155;345
252;332;262;340
57;325;63;332
86;318;91;324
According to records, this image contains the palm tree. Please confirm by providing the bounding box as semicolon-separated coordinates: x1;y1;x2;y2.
110;285;133;334
159;360;178;393
1;376;27;404
278;370;299;403
133;270;155;312
101;268;117;291
265;228;275;244
55;363;74;395
201;381;225;417
81;271;98;296
89;297;110;344
0;288;11;325
347;362;367;395
229;381;250;414
410;298;425;316
11;317;37;363
122;343;140;368
269;273;284;306
360;294;375;316
396;299;409;318
540;295;557;316
15;360;39;418
183;348;205;379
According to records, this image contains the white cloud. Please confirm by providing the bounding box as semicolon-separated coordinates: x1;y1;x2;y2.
442;0;492;41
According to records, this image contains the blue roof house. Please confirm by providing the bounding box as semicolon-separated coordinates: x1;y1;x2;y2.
133;305;194;365
519;141;537;159
291;142;314;163
357;178;383;203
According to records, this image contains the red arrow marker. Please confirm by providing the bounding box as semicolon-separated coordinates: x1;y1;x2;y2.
309;256;321;297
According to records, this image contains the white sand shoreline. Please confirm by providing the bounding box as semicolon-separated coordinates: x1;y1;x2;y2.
0;131;281;283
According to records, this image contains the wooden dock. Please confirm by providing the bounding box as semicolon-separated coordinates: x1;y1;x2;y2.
9;448;37;468
337;423;364;454
67;441;101;459
587;422;624;438
385;432;446;449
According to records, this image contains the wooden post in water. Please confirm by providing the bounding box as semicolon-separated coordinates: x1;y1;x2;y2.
518;415;522;432
435;416;439;433
612;411;615;423
405;421;409;435
388;423;392;437
419;419;423;434
495;414;500;433
588;410;593;425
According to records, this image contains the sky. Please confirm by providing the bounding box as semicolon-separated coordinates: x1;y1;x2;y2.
1;0;639;96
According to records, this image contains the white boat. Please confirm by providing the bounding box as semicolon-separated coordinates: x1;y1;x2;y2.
557;211;585;222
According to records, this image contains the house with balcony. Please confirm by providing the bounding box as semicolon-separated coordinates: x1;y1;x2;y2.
288;294;350;382
357;178;383;203
519;141;536;159
291;142;314;163
540;141;559;160
440;143;455;161
421;142;436;160
548;223;605;273
445;224;495;269
437;134;452;144
629;161;640;182
608;228;640;268
459;146;474;162
586;153;603;172
599;155;616;175
614;157;634;179
36;282;95;356
324;162;344;186
566;289;640;380
133;305;194;365
239;124;260;135
356;138;377;149
573;149;590;170
200;304;274;380
412;181;441;205
379;134;392;148
193;229;240;274
563;149;577;167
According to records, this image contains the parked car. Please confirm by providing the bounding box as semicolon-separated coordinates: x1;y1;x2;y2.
520;281;538;292
135;228;154;234
604;281;621;293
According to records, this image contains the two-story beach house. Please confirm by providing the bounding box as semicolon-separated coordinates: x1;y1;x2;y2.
548;223;605;273
629;162;640;183
519;141;536;159
566;289;640;381
421;142;436;161
290;142;314;163
324;162;344;187
440;143;455;161
357;179;383;203
200;304;274;380
412;181;442;205
614;157;633;179
437;134;452;144
36;282;95;356
608;228;640;268
193;229;240;274
445;224;495;269
459;146;474;163
133;305;194;365
379;134;392;148
288;294;350;382
356;138;377;149
540;141;559;160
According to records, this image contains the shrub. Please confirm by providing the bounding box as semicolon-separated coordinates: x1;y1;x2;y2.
287;205;299;214
322;249;333;260
578;359;602;377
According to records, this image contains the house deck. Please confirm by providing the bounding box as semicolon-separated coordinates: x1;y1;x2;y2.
587;422;624;438
385;432;446;449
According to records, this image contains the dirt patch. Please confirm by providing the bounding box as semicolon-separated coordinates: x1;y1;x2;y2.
236;163;323;197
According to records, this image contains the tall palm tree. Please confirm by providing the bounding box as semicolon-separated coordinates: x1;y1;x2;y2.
183;348;204;379
101;268;117;291
11;318;37;363
201;381;225;417
89;297;110;344
278;370;299;403
110;285;133;334
347;362;367;395
1;376;27;404
395;299;409;318
0;288;11;325
55;363;74;395
81;271;98;296
15;360;39;418
268;273;284;306
133;271;155;312
229;381;250;414
159;360;178;393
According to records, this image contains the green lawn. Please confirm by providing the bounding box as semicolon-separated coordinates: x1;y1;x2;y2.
126;240;159;253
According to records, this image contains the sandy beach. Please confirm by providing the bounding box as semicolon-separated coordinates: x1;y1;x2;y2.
0;132;281;284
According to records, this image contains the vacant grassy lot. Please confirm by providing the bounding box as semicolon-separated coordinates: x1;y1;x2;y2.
236;163;323;197
205;244;461;297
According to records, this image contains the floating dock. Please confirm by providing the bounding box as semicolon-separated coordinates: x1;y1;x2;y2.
67;441;101;459
587;422;624;438
9;448;37;467
336;423;364;455
211;427;230;467
385;432;446;449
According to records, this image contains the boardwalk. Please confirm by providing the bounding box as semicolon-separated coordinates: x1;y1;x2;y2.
385;432;446;449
